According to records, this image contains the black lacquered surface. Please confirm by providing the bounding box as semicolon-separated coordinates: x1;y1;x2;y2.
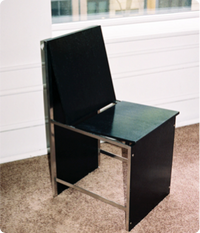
54;125;98;194
46;26;116;125
77;101;179;143
128;117;175;230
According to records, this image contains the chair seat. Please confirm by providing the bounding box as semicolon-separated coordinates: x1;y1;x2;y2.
76;101;179;144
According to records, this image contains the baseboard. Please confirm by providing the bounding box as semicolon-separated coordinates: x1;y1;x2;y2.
176;118;199;128
0;149;48;164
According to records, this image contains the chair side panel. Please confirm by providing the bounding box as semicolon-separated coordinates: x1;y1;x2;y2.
129;117;176;230
55;125;98;194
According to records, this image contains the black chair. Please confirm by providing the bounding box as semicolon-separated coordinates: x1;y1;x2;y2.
41;26;179;231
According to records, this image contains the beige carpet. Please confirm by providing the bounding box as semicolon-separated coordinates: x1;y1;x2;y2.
0;124;199;233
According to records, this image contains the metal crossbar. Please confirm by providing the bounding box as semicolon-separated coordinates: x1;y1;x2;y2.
100;149;128;162
56;178;126;211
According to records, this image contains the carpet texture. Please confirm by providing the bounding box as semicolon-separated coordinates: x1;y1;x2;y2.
0;124;199;233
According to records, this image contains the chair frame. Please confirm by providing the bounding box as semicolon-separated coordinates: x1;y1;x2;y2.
50;118;132;231
40;26;178;231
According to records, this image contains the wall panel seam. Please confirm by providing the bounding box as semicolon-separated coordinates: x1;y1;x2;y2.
0;85;43;97
108;44;199;58
0;63;41;73
0;119;46;133
104;31;199;44
147;94;199;106
112;62;199;79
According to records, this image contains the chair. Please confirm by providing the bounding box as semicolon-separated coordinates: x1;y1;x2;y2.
41;26;179;231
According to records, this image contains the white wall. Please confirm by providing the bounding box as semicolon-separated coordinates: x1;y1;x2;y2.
0;1;199;164
0;0;52;163
103;17;199;128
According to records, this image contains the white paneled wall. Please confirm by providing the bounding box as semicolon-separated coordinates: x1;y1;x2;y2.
0;0;52;163
101;17;199;127
0;67;48;164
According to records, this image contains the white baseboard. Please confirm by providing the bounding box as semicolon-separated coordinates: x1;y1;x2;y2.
176;118;199;128
0;124;47;164
0;149;48;164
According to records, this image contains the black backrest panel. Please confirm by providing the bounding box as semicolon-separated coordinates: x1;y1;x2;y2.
46;26;116;125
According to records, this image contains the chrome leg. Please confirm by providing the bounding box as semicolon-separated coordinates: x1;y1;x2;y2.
125;146;132;231
98;139;101;167
50;108;58;197
122;147;128;206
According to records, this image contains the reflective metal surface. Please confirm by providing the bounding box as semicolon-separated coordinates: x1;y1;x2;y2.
125;146;132;231
41;41;58;197
50;109;58;197
51;119;130;149
100;149;128;162
56;178;126;211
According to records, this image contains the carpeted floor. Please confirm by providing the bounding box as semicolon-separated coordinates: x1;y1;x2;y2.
0;124;199;233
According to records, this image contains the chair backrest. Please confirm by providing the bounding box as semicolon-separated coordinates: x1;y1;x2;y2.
43;26;116;125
